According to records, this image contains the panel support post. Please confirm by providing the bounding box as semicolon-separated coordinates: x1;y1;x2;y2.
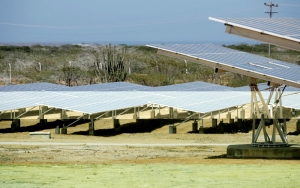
212;118;217;128
169;125;176;134
113;119;121;132
60;110;68;119
199;119;204;134
133;107;138;119
150;110;155;119
169;107;174;119
40;119;47;126
252;113;256;143
61;124;67;134
173;109;178;119
192;120;198;132
89;119;95;136
11;119;20;132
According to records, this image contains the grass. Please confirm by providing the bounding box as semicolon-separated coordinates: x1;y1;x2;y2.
1;163;300;188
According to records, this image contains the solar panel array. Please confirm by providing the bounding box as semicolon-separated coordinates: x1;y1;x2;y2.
0;81;299;115
0;81;232;92
146;43;300;88
209;17;300;42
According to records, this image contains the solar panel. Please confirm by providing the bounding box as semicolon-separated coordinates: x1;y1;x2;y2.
153;81;231;91
0;82;152;92
38;92;156;114
209;17;300;51
210;17;300;42
146;43;300;88
282;93;300;110
0;82;68;91
0;92;77;111
68;82;152;91
149;91;251;113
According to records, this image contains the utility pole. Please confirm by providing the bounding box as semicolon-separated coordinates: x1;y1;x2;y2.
264;1;278;56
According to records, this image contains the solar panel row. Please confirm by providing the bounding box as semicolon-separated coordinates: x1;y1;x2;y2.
0;81;232;92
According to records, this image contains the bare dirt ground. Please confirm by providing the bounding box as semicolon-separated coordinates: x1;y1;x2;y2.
0;118;300;165
1;119;300;187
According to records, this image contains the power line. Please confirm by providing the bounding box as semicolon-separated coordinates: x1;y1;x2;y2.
279;4;300;7
264;1;278;18
264;1;278;56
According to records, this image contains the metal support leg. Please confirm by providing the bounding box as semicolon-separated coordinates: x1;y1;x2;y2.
252;113;256;143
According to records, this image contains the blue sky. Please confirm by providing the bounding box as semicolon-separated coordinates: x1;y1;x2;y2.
0;0;299;45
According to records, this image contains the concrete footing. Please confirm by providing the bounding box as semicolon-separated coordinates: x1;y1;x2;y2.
227;144;300;159
89;119;95;135
55;125;60;134
61;126;67;134
169;125;176;134
297;120;300;133
11;119;20;132
30;132;51;139
199;126;204;134
192;121;198;132
113;119;121;132
39;119;47;126
212;119;217;127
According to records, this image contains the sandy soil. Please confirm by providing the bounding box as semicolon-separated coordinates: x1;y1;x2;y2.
0;118;300;165
1;119;300;187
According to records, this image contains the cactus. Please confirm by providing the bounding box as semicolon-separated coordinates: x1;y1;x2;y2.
99;44;127;83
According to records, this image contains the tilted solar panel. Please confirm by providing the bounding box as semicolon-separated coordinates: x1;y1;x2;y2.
146;43;300;88
209;17;300;51
209;17;300;42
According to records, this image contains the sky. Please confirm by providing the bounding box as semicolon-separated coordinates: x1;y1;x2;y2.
0;0;299;45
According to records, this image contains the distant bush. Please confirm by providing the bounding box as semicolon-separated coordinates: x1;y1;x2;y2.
0;46;31;53
136;46;157;53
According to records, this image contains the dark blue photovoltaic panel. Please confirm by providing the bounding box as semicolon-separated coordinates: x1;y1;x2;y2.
0;82;68;91
146;43;300;88
153;81;231;91
68;82;152;91
209;17;300;42
0;82;152;92
0;81;232;92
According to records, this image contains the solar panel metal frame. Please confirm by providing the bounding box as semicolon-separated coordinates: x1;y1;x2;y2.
146;43;300;88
